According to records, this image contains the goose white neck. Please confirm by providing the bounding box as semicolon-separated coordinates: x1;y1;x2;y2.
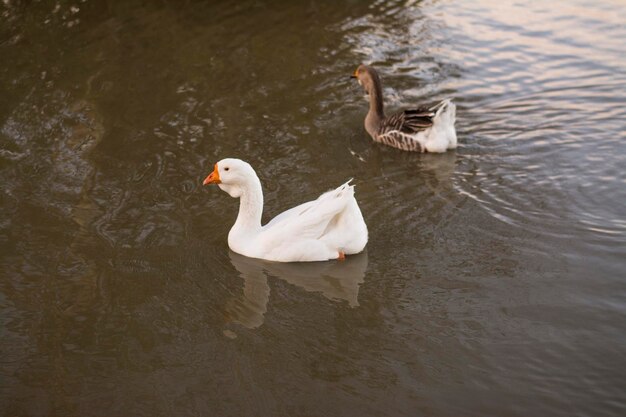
231;176;264;234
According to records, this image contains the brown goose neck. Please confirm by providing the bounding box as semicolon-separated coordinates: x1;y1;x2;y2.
368;74;385;118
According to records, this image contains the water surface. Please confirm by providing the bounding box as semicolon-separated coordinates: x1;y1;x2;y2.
1;0;625;416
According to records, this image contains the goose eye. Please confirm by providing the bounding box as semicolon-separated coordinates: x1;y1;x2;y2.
224;167;229;171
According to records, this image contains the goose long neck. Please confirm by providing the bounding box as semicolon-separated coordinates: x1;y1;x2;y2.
368;74;385;119
234;177;263;233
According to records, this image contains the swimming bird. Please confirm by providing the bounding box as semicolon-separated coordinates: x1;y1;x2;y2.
203;158;368;262
350;64;457;153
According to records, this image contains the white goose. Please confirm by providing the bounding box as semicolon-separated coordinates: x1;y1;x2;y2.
203;158;368;262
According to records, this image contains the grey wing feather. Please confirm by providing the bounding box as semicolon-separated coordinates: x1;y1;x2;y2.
375;99;452;152
379;104;436;136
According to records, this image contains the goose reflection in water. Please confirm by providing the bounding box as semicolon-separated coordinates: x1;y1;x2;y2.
225;251;369;329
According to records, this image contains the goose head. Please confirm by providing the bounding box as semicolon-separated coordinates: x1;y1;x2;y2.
350;64;381;96
203;158;258;198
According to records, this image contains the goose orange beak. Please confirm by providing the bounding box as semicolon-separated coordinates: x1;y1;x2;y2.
203;163;221;185
350;69;358;79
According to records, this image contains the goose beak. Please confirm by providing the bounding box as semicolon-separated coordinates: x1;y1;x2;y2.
350;69;358;79
203;163;221;185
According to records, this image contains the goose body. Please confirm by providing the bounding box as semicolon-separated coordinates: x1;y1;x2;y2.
351;64;457;153
203;158;368;262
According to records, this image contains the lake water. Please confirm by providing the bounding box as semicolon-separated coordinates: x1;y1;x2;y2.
1;0;625;416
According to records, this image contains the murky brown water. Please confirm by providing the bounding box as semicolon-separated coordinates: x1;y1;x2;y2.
2;0;626;416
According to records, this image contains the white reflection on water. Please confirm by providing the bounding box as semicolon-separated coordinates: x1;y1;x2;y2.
226;251;368;329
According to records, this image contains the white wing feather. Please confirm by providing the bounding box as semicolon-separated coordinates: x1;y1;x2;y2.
261;180;355;244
